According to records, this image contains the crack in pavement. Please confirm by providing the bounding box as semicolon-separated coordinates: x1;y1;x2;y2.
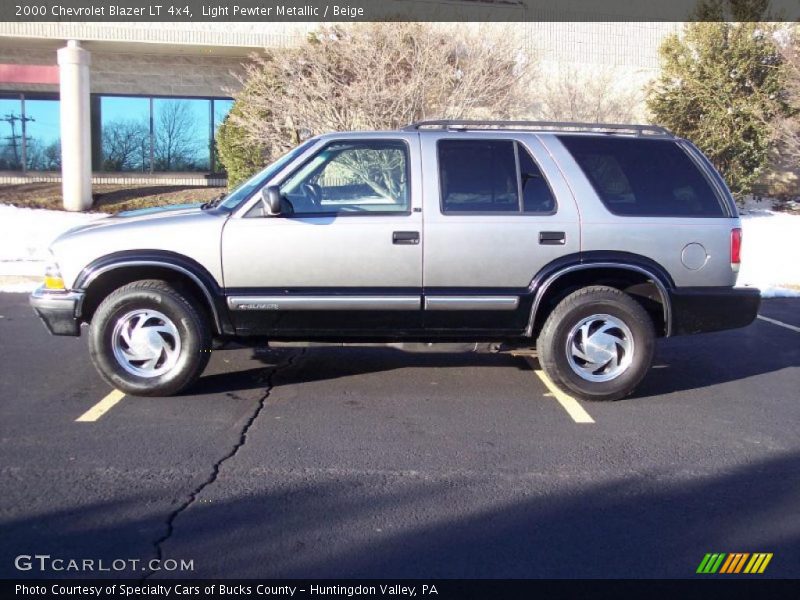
143;348;306;581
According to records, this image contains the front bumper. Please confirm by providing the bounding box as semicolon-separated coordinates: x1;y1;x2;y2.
29;286;84;336
669;286;761;336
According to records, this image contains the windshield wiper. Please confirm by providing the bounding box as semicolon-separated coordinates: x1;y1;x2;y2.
201;192;227;210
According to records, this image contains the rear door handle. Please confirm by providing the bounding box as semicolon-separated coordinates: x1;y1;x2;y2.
539;231;566;245
393;231;420;245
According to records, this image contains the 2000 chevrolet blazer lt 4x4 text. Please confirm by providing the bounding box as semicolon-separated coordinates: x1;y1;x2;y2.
30;120;761;400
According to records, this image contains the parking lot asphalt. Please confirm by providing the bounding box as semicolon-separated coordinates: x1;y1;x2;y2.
0;293;798;579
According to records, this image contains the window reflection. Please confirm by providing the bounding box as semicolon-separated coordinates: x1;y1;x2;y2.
213;99;233;131
212;99;234;173
153;98;211;171
25;99;61;171
0;93;235;173
0;96;25;171
100;96;150;172
98;95;233;173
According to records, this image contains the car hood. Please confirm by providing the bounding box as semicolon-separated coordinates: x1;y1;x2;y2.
50;203;229;289
55;203;209;239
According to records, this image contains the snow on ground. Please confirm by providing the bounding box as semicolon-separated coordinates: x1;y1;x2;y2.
0;201;799;295
737;198;800;298
0;204;104;292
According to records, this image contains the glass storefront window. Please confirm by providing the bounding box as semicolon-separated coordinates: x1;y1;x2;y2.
99;96;151;172
97;95;231;173
0;96;25;171
211;98;234;172
213;99;234;131
24;99;61;171
153;98;211;171
1;93;234;173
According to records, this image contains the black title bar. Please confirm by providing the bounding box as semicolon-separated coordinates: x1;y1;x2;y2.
2;0;800;22
5;579;800;600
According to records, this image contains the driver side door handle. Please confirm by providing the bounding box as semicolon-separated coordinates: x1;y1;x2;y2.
393;231;420;245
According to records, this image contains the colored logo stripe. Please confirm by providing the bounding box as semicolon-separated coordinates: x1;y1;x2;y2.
720;553;749;573
697;553;773;574
744;553;773;574
697;553;726;574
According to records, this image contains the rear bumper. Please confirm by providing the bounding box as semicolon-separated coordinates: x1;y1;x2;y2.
669;286;760;336
29;286;84;336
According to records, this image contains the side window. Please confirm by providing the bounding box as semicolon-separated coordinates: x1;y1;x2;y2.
279;140;409;215
558;136;725;217
438;139;556;214
439;140;518;213
519;145;557;213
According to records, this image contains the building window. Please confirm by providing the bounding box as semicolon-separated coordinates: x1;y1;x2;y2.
212;99;234;172
99;96;150;172
24;99;61;171
153;98;210;171
0;93;60;172
96;94;234;174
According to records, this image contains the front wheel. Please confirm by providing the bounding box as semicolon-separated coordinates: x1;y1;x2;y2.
536;286;655;402
88;280;212;396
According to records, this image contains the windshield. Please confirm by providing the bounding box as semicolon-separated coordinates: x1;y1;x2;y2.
218;139;317;210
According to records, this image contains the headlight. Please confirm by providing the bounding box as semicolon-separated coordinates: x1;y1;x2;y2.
44;258;66;291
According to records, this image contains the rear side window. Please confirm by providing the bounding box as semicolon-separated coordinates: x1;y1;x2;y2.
558;136;725;217
438;139;556;214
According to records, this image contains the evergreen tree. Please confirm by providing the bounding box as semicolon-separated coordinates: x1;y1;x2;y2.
647;21;786;199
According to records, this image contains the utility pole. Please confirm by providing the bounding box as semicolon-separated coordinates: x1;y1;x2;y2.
2;112;35;170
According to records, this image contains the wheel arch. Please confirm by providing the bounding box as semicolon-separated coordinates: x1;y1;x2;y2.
527;253;674;338
74;251;231;335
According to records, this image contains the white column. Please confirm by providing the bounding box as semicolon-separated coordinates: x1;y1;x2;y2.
57;40;92;212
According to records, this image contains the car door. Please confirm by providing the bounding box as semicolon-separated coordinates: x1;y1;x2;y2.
221;134;423;336
420;133;581;334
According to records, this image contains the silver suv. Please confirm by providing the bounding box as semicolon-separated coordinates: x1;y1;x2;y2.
30;120;761;400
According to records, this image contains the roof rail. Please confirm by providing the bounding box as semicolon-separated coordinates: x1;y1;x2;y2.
401;119;674;137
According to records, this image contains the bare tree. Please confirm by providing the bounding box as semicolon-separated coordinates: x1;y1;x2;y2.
229;23;534;159
153;100;199;171
531;66;643;123
102;119;148;171
25;138;61;170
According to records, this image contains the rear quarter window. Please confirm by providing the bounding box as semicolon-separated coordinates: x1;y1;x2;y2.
558;136;726;217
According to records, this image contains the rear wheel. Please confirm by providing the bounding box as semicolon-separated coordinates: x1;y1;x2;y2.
88;280;211;396
536;286;655;401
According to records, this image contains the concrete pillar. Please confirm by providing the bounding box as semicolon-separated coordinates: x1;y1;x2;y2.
57;40;92;211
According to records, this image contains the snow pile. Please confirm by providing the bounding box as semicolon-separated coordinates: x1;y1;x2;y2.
0;204;104;291
738;200;800;297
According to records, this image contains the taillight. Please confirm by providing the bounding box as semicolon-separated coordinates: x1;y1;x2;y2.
731;227;742;271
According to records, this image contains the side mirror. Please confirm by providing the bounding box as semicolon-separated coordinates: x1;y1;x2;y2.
261;186;282;216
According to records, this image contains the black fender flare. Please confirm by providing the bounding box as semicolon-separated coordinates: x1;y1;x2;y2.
74;250;232;335
526;251;675;336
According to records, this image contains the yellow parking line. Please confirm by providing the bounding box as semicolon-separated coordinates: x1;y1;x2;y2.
533;368;595;424
75;389;125;422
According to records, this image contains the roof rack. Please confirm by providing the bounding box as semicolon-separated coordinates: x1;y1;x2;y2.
401;119;674;137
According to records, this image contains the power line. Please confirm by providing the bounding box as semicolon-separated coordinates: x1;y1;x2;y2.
2;112;35;169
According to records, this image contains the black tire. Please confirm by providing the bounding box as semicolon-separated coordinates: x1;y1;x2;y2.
536;286;655;402
88;280;212;396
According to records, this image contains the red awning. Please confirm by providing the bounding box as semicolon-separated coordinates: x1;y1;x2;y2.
0;64;59;85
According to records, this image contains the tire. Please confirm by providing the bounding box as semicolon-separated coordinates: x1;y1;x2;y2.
536;286;655;402
88;280;212;396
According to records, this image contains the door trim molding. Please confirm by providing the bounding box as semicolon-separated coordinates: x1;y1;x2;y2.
227;296;421;311
424;296;520;311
